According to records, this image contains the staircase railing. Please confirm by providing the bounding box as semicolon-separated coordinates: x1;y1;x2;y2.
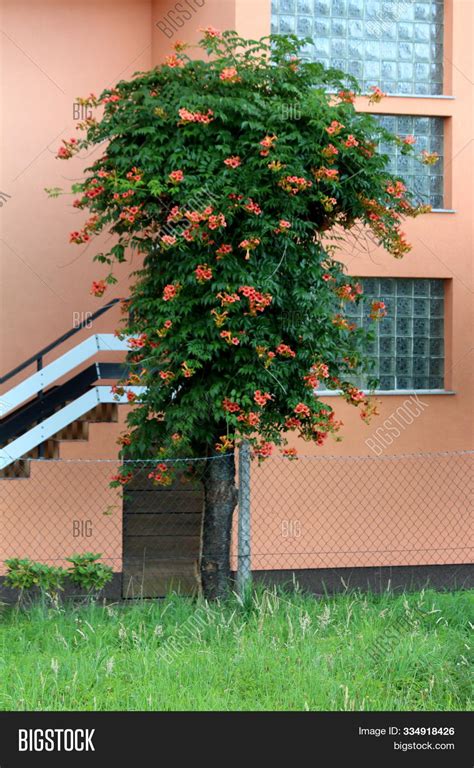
0;297;130;459
1;335;129;418
0;386;145;471
0;297;125;385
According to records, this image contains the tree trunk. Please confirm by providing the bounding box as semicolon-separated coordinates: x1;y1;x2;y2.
200;451;238;600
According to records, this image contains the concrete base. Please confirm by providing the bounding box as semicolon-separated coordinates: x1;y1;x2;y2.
247;563;474;595
0;572;123;605
1;564;472;603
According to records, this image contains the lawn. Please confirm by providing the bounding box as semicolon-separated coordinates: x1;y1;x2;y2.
0;588;472;711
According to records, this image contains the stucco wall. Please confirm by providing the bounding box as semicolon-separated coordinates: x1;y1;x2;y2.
1;0;472;578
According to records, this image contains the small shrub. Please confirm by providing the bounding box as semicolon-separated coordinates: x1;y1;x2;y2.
4;559;38;591
3;554;113;604
4;558;66;598
66;553;113;593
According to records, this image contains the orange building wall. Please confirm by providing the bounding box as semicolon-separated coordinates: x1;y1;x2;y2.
0;460;123;573
1;0;472;575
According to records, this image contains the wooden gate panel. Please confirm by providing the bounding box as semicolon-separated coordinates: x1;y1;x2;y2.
122;471;204;597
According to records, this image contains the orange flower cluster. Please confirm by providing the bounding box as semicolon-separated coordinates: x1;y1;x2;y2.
312;362;330;379
90;280;107;297
325;120;344;136
312;167;339;181
222;398;240;413
275;343;295;358
294;402;311;417
254;441;273;458
217;292;240;306
368;86;386;104
279;175;313;194
215;435;234;453
254;390;272;406
274;219;291;234
148;462;172;486
56;137;79;160
321;195;337;212
220;330;240;345
110;471;133;486
181;361;195;378
178;107;214;125
335;283;363;302
237;411;260;427
345;134;359;148
220;67;241;83
102;92;120;105
157;320;173;337
239;237;260;258
216;243;232;259
163;283;181;301
386;180;406;198
200;26;221;39
332;314;356;331
244;199;262;215
361;196;414;258
126;167;142;182
343;385;365;405
195;264;213;282
168;169;184;183
321;143;339;162
163;54;183;68
256;346;276;368
224;156;241;168
119;204;142;225
259;135;277;157
239;286;272;315
338;90;356;103
370;300;387;320
303;373;319;388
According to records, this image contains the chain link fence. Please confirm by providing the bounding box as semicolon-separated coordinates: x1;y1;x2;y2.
0;451;472;598
247;450;473;571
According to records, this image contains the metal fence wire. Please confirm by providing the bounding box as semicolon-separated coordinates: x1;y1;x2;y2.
0;451;472;598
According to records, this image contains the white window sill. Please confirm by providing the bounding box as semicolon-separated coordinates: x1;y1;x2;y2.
431;208;456;213
383;94;455;100
317;389;456;397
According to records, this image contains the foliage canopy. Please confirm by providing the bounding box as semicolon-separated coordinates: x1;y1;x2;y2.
56;30;431;476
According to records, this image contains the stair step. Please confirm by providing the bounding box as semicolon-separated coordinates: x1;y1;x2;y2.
0;441;58;478
1;400;121;476
0;460;31;479
79;403;118;423
52;421;89;441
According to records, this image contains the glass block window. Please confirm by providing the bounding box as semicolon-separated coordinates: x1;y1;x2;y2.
271;0;445;95
345;278;445;390
375;115;444;208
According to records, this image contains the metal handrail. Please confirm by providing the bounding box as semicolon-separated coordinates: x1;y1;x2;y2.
0;297;126;385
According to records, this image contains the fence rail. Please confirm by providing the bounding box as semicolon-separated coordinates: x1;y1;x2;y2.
0;451;472;598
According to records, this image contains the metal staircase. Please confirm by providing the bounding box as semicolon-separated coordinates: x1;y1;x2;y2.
0;299;140;475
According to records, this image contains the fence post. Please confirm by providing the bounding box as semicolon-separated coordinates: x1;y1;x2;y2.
237;441;252;597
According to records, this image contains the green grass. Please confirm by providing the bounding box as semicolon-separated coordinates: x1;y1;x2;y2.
0;588;472;711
